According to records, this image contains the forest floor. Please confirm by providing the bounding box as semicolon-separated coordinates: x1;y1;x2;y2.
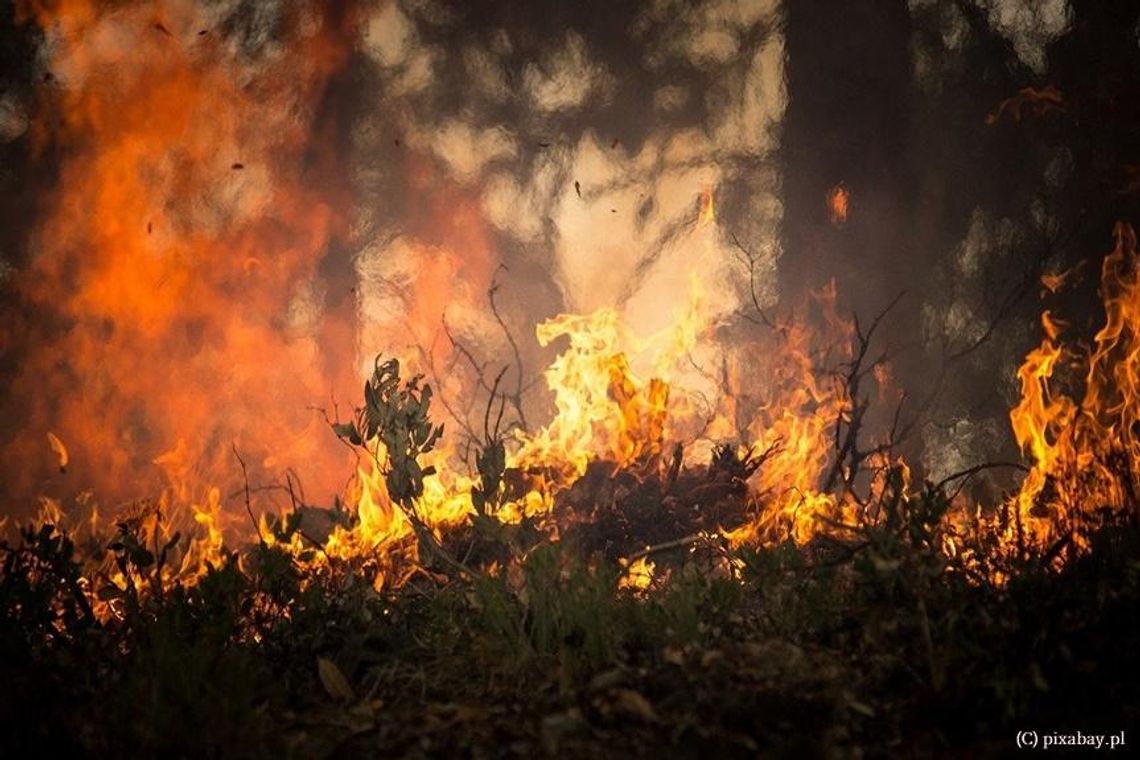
2;485;1138;758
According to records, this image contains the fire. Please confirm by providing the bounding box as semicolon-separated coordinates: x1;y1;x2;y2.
513;309;672;482
22;221;1140;601
1007;224;1140;554
8;0;360;515
7;2;1139;604
618;556;656;591
827;183;849;226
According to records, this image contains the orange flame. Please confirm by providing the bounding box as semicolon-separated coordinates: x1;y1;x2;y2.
9;0;360;518
1009;224;1140;553
827;183;849;227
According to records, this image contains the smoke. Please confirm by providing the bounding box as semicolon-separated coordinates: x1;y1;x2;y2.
350;0;786;436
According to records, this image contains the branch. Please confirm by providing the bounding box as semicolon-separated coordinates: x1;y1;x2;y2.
232;443;265;546
729;232;777;329
934;460;1029;502
626;532;715;563
822;293;905;495
488;267;530;431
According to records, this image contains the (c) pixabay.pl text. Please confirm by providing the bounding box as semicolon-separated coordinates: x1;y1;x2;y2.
1016;731;1127;750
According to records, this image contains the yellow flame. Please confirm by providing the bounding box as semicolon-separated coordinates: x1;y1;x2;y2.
619;556;656;591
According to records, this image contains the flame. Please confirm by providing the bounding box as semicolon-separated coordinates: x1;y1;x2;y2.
1008;224;1140;554
827;184;849;227
513;310;673;481
8;0;359;516
618;556;656;591
26;223;1140;600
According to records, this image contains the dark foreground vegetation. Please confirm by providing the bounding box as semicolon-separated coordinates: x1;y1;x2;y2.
1;499;1137;758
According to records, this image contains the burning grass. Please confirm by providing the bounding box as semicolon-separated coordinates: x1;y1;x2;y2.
4;225;1140;754
3;500;1138;756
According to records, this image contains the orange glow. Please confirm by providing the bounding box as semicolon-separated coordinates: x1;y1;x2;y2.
827;184;849;226
9;0;361;518
31;222;1140;597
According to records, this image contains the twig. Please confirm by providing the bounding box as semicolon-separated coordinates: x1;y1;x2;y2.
1040;529;1074;568
488;267;529;431
822;292;905;496
729;232;777;329
420;326;481;447
484;366;509;445
626;532;710;563
280;470;332;560
310;398;360;458
232;443;265;546
934;460;1030;498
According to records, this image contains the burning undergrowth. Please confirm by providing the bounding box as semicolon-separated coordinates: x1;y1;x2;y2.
5;226;1140;753
8;224;1140;605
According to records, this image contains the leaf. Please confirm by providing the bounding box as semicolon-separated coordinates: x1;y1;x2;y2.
332;422;361;446
610;689;657;722
317;657;355;703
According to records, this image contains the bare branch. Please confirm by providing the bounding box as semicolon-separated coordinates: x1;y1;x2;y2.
729;232;777;329
232;443;265;546
488;266;530;431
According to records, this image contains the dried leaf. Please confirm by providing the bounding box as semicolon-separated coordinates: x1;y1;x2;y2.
611;689;657;722
317;657;355;703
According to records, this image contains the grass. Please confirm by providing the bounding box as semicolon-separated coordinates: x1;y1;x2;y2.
1;504;1137;757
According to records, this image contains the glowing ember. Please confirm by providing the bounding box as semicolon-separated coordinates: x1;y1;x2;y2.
46;432;68;473
827;183;849;227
